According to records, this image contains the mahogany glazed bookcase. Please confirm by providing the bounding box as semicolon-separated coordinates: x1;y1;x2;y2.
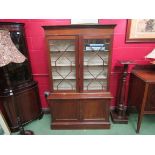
43;25;115;129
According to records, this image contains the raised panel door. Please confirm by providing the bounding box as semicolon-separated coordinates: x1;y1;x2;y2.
49;100;79;121
80;99;109;121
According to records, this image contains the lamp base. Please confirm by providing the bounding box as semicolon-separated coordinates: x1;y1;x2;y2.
19;130;34;135
110;110;128;124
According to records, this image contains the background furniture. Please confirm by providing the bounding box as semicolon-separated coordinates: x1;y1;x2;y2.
111;60;135;123
0;110;10;135
0;22;43;132
128;67;155;133
43;25;114;129
0;28;34;135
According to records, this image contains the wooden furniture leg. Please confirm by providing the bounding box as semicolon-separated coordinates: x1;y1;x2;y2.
136;111;144;133
136;84;149;133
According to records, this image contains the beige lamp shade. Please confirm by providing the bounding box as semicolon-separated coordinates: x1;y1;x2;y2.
145;49;155;59
145;48;155;64
0;29;26;67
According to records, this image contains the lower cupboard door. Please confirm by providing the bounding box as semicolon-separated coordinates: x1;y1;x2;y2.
50;100;79;121
80;99;109;122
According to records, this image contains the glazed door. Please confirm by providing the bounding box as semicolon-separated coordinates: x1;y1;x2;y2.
81;35;112;92
47;36;79;92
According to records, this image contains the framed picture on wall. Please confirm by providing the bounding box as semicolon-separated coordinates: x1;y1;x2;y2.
0;111;10;135
71;19;98;24
126;19;155;42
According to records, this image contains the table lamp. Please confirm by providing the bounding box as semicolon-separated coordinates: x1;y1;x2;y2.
0;29;34;135
145;48;155;64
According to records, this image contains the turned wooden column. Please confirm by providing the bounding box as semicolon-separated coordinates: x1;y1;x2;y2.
111;60;135;123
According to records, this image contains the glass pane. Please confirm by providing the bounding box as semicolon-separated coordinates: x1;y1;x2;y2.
53;80;76;90
49;39;76;91
83;39;110;91
84;79;107;90
52;66;76;80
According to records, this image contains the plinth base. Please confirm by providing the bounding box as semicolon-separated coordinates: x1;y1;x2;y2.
111;110;128;124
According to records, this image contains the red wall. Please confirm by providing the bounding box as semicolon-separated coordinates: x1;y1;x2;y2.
0;19;155;108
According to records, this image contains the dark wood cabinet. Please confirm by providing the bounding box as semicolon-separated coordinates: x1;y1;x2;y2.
43;25;115;129
0;81;42;131
128;69;155;133
0;22;43;132
48;93;112;129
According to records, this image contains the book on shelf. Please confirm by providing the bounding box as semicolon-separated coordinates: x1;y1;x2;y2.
85;46;105;51
89;44;105;47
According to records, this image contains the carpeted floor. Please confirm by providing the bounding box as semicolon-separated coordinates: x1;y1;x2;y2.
13;113;155;135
